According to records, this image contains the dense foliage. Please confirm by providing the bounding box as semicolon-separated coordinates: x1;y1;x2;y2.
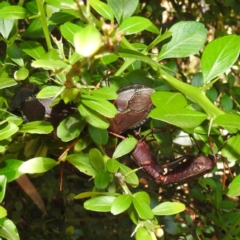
0;0;240;239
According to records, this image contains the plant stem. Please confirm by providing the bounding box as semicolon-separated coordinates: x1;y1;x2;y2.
159;69;224;118
36;0;52;51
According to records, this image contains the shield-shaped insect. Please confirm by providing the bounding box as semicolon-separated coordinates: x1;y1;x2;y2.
108;84;155;133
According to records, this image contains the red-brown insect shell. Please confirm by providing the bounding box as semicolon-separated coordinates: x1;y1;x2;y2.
108;85;155;134
158;154;218;184
131;140;164;182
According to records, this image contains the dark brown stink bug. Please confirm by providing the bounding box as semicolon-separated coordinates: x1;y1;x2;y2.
108;85;155;134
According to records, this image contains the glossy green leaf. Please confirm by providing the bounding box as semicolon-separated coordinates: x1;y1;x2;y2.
75;191;117;199
66;153;97;177
74;136;92;152
18;157;57;174
90;0;113;20
74;25;102;57
152;201;185;215
78;104;109;129
48;10;77;24
91;87;118;100
32;59;69;70
45;0;75;9
202;35;240;84
88;125;108;145
0;175;7;202
101;53;118;65
89;148;105;171
81;94;117;118
0;78;17;89
7;44;24;67
149;105;207;129
132;194;154;220
107;0;138;23
84;195;116;212
0;19;14;39
221;134;240;161
113;137;137;159
94;170;111;189
57;115;86;142
119;17;153;35
14;67;29;81
37;86;63;98
60;22;82;45
133;192;151;205
0;6;27;19
111;194;132;215
106;159;120;173
0;206;7;218
19;121;53;134
227;174;240;197
158;21;207;60
19;41;46;60
151;91;187;108
136;227;153;240
0;160;23;182
119;164;139;188
214;113;240;130
0;122;18;140
0;218;20;240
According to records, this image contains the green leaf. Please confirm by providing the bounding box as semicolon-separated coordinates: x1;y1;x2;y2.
0;6;27;19
60;22;82;45
7;44;24;67
151;91;187;108
84;195;116;212
113;137;137;159
132;194;154;220
119;164;139;188
32;59;69;71
152;201;185;215
0;78;17;89
202;35;240;84
74;137;92;152
45;0;75;9
221;134;240;161
133;192;151;205
0;206;7;218
19;41;46;60
19;121;53;134
66;153;97;177
119;16;153;35
91;87;118;100
0;175;7;202
111;194;132;215
88;125;108;145
107;0;138;23
149;105;207;129
0;218;20;240
0;19;14;39
37;86;63;98
214;113;240;130
81;94;117;118
0;160;23;182
75;191;118;199
220;95;233;111
0;122;18;140
78;104;110;129
57;115;86;142
227;174;240;197
74;25;102;57
18;157;57;174
158;21;207;60
94;170;111;189
89;148;105;171
90;0;114;20
136;227;153;240
14;67;29;80
106;159;120;173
